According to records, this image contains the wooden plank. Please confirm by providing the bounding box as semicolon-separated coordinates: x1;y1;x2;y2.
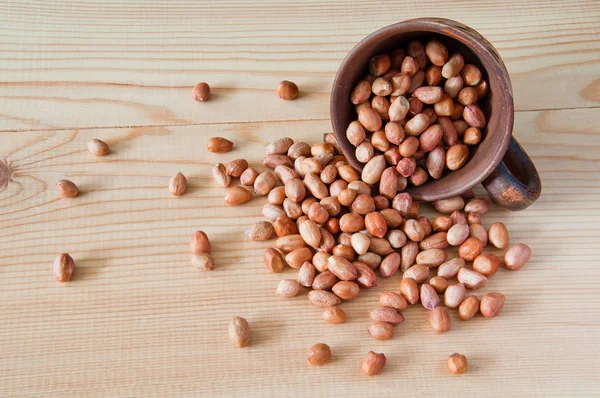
1;107;599;396
1;0;599;131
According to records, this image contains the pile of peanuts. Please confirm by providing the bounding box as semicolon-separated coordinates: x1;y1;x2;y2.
346;38;488;185
207;135;530;374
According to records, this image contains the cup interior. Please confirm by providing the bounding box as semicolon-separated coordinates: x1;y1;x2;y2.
330;19;513;201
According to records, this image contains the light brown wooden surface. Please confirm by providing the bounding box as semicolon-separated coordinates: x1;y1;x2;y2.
1;1;599;396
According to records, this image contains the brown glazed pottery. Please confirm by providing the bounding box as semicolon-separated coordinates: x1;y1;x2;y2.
330;18;541;210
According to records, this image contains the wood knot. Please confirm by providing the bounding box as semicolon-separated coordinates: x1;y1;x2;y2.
0;159;14;191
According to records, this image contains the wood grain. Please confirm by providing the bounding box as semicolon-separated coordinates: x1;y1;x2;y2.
1;1;600;396
1;0;599;131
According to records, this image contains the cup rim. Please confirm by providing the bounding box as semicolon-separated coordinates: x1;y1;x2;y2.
330;18;514;201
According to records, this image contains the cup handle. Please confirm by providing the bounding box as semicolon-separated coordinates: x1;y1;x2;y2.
481;137;542;211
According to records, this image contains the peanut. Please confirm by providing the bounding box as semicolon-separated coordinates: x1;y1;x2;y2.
312;271;338;291
421;283;440;310
276;279;301;298
429;307;451;333
212;163;232;187
473;253;501;277
191;252;215;271
190;231;211;254
246;221;275;241
457;268;487;290
362;352;387;376
400;278;419;304
322;306;346;324
368;322;395;340
307;343;331;366
87;138;109;156
504;243;531;270
229;317;250;348
458;237;484;261
332;281;360;301
430;276;449;294
370;307;404;325
480;292;505;318
192;82;210;102
444;283;466;308
266;137;294;155
308;290;341;307
488;222;510;249
169;172;187;196
53;253;75;282
264;248;285;273
277;80;299;100
447;353;468;374
207;137;233;153
56;179;79;198
224;186;252;205
458;296;479;320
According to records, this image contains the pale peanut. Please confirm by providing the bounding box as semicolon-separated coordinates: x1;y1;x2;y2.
276;279;301;298
504;243;531;270
370;307;405;325
229;317;250;348
87;138;109;156
265;137;294;155
421;283;440;310
444;283;466;308
212;163;231;187
457;268;487;290
191;252;215;271
308;290;341;307
416;249;447;267
403;264;429;284
327;255;358;281
488;222;510;249
322;306;346;324
437;257;465;279
447;224;470;246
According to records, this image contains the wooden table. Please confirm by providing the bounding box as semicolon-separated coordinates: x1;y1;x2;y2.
1;1;599;396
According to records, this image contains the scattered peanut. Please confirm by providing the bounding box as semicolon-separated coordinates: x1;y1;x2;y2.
56;179;79;198
229;317;250;348
192;82;210;102
447;353;468;374
87;138;109;156
277;80;299;100
362;351;387;376
53;253;75;282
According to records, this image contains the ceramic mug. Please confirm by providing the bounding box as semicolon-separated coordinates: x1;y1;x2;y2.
330;18;541;210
